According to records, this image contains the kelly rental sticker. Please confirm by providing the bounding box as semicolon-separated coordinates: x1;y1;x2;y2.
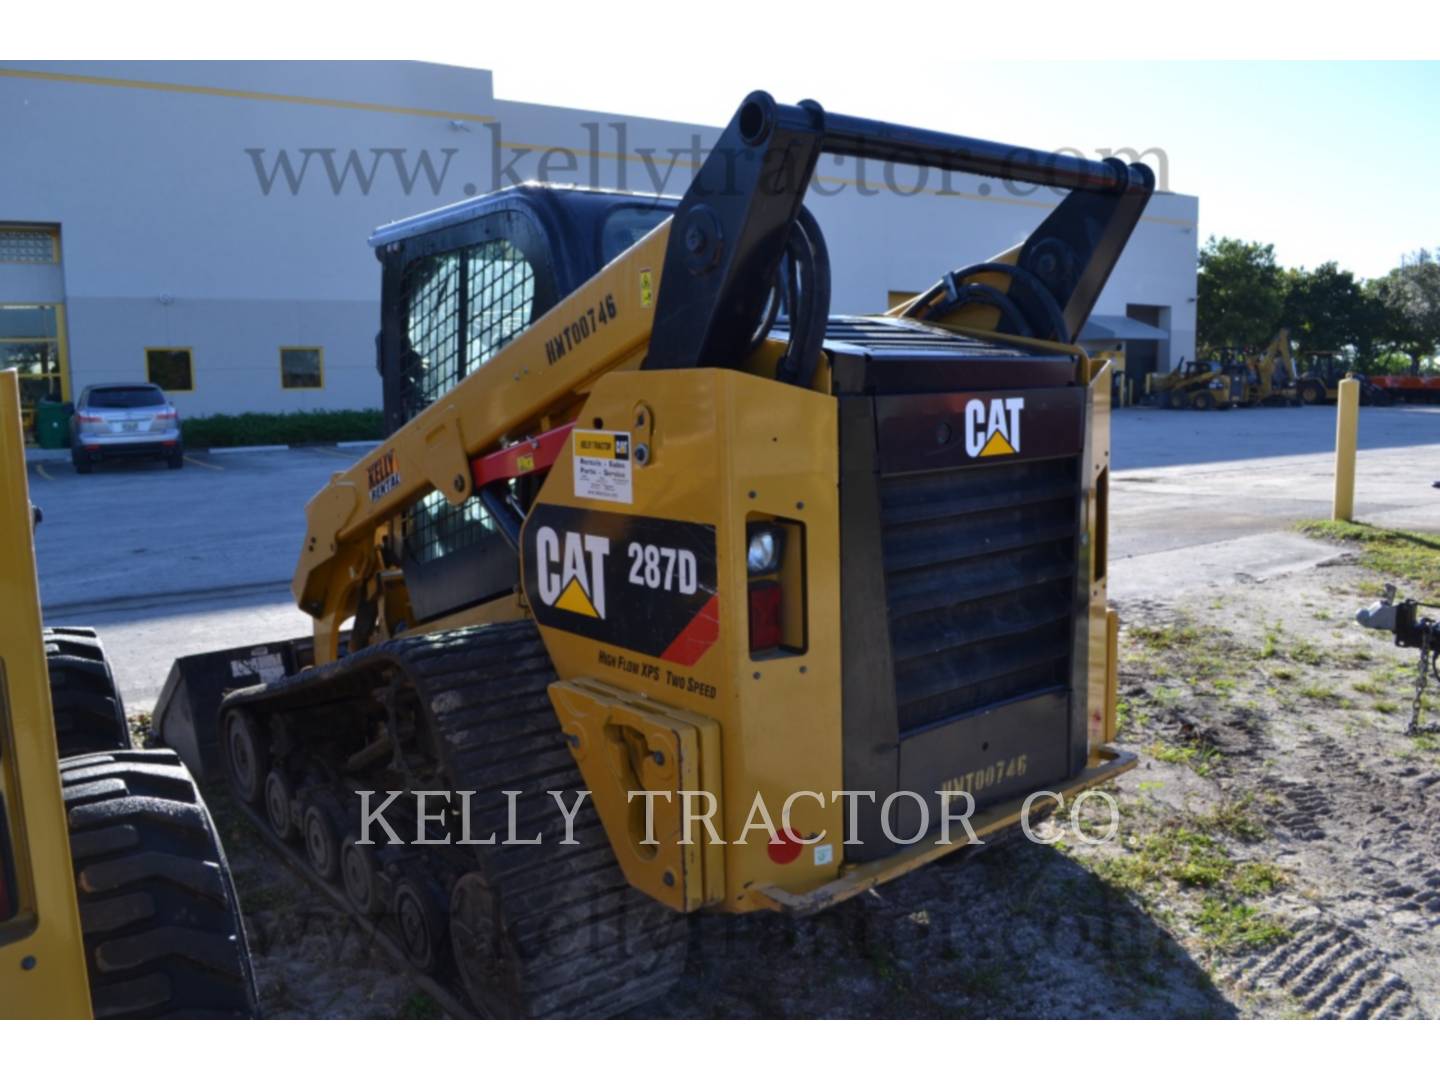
573;429;633;504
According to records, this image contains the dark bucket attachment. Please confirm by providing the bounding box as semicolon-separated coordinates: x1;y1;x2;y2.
152;637;313;782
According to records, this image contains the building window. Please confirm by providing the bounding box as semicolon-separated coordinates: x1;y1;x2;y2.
146;348;194;391
280;346;324;389
0;227;58;264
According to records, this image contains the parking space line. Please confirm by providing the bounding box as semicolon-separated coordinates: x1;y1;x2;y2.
184;454;224;471
307;446;356;458
33;462;54;481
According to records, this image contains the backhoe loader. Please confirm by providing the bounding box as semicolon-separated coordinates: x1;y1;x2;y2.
0;370;255;1019
153;92;1146;1018
1225;329;1302;407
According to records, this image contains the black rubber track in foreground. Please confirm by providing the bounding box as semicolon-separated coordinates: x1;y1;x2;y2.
222;621;689;1018
45;627;132;757
63;748;257;1019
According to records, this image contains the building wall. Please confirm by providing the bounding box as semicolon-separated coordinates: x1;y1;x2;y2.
0;61;1198;416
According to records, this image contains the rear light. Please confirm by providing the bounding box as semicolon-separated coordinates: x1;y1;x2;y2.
77;411;104;425
748;581;783;652
155;406;177;421
746;525;783;575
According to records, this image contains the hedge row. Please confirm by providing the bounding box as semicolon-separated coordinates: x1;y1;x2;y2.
180;409;383;449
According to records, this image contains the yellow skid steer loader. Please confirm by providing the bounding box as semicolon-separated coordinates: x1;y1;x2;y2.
152;92;1145;1018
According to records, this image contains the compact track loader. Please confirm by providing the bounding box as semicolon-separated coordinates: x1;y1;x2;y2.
0;370;256;1019
154;92;1147;1018
1144;358;1239;410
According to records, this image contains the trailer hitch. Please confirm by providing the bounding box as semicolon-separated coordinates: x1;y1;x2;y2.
1356;584;1440;735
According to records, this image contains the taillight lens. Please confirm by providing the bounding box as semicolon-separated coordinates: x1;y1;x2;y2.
748;581;783;653
77;411;104;425
155;407;177;421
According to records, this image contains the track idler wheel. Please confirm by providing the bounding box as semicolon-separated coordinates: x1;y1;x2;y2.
341;832;385;916
393;875;448;975
302;795;343;881
222;708;268;805
265;768;298;841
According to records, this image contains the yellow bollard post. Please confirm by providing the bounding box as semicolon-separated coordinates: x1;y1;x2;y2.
1333;377;1359;521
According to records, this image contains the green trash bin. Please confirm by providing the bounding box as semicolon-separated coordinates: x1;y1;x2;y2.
35;398;73;450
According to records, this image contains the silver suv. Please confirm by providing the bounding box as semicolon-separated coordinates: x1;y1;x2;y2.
69;383;183;473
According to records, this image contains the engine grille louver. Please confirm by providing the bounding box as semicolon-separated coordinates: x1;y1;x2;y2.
878;457;1080;735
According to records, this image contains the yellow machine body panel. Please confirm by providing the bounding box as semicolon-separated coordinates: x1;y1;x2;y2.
529;368;845;912
0;369;93;1019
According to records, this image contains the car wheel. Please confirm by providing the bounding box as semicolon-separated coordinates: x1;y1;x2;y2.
166;449;184;470
72;450;94;474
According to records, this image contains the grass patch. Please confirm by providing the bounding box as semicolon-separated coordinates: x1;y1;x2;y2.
1193;899;1291;952
182;408;383;449
1149;739;1220;777
1259;622;1282;660
1230;862;1287;897
1298;520;1440;599
1194;797;1265;842
1298;684;1346;707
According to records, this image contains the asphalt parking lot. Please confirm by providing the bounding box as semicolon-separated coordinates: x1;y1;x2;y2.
24;403;1440;713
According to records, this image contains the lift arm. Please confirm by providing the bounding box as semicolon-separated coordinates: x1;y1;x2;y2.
292;91;1155;661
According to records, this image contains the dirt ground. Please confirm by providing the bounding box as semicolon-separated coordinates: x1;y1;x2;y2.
209;529;1440;1019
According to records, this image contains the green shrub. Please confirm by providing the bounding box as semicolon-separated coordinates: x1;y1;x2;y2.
181;409;383;449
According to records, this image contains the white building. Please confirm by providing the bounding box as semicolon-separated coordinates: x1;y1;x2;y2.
0;61;1197;425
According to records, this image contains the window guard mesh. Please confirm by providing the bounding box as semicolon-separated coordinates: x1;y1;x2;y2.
400;239;535;565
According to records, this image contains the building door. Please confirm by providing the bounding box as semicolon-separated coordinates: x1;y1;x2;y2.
0;303;70;436
0;225;69;438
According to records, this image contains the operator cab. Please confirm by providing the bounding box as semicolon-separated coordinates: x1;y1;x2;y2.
371;184;677;435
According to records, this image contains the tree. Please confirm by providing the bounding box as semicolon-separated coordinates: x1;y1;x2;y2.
1197;237;1286;351
1282;262;1387;366
1368;249;1440;374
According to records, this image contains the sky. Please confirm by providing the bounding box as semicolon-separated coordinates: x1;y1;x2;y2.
15;5;1437;281
479;58;1438;281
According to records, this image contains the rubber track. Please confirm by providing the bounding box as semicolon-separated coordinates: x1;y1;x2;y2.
226;621;688;1018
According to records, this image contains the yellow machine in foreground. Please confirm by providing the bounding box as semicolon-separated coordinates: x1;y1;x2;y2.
156;92;1147;1018
0;371;255;1019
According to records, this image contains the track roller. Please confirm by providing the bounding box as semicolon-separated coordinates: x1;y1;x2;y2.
341;832;384;916
264;769;298;841
393;875;447;975
222;708;268;805
302;796;342;881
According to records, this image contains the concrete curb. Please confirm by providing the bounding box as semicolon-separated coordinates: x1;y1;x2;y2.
25;441;373;464
210;443;290;455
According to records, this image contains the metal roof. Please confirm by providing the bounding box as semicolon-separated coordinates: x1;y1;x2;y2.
1078;314;1169;342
